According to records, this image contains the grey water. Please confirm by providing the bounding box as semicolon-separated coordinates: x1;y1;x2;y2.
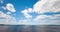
0;25;60;32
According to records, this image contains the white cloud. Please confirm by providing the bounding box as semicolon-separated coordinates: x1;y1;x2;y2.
2;6;6;10
21;8;32;19
0;11;16;25
20;0;60;25
6;3;16;12
28;8;33;12
17;19;40;25
33;0;60;13
6;12;11;15
17;14;60;25
33;14;60;25
22;0;60;19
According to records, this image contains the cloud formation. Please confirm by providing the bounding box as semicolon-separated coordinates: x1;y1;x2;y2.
32;0;60;25
6;3;16;12
22;0;60;18
0;11;16;25
33;14;60;25
21;8;33;18
33;0;60;13
0;0;60;25
21;0;60;25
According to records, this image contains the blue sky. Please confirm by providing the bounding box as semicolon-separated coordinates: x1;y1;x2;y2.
0;0;60;25
0;0;38;20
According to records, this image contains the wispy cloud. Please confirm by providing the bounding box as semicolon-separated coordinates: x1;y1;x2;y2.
2;6;6;10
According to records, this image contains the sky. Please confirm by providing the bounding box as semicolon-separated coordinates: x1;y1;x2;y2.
0;0;60;25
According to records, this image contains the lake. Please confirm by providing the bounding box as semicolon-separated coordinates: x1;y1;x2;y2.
0;25;60;32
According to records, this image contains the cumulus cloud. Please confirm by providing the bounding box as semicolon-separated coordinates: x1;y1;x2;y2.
32;0;60;25
22;0;60;19
21;0;60;25
21;8;33;18
6;3;16;12
33;0;60;13
0;11;16;25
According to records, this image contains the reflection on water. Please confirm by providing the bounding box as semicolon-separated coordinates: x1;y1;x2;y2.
0;25;60;32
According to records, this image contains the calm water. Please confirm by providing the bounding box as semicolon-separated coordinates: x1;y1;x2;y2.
0;25;60;32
